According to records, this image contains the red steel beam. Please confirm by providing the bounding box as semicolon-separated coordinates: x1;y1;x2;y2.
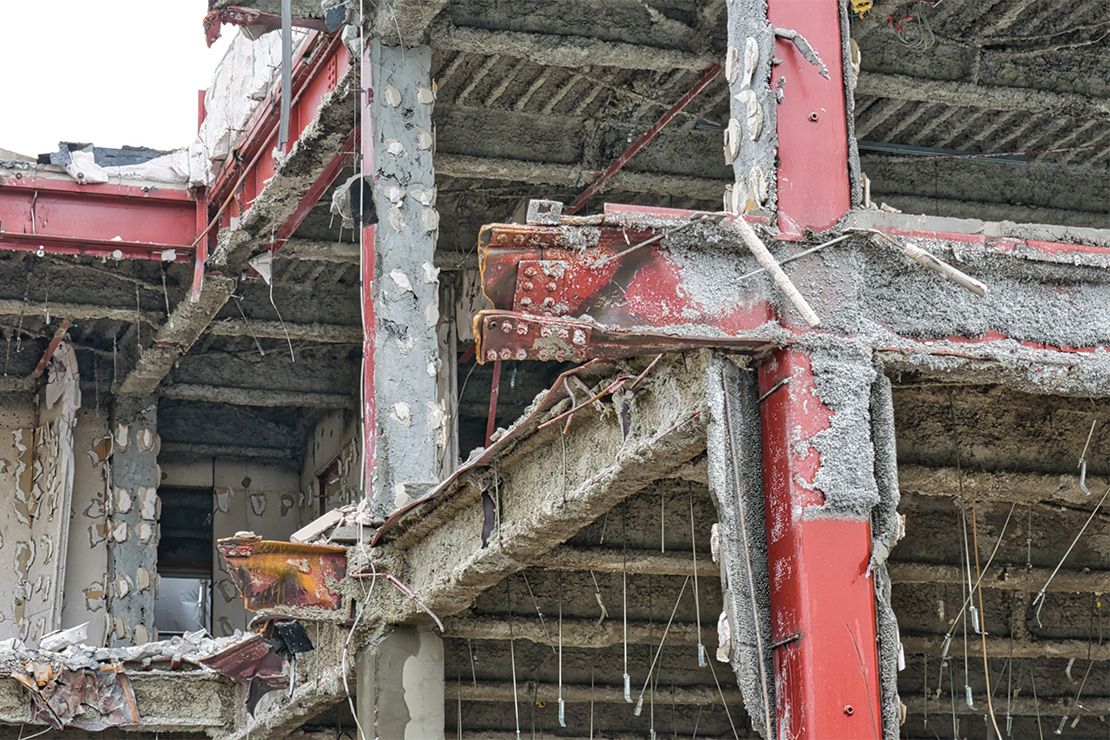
564;63;722;216
208;31;352;235
769;0;851;236
0;178;196;261
360;40;377;501
758;348;882;740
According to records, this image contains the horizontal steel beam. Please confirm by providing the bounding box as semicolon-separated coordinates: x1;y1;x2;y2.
0;177;196;261
901;634;1110;662
899;464;1103;509
889;561;1106;595
162;383;352;408
444;614;707;650
206;318;362;344
857;72;1110;118
529;546;717;577
448;680;741;706
0;298;161;325
433;22;710;72
437;153;728;202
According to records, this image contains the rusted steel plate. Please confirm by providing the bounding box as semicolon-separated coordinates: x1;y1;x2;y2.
217;534;347;612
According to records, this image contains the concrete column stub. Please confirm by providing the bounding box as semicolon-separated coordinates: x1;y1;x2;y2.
364;39;441;518
356;625;445;740
106;402;158;646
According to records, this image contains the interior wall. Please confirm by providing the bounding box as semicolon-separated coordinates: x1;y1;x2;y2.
159;459;303;637
0;395;38;642
60;406;111;645
300;410;361;517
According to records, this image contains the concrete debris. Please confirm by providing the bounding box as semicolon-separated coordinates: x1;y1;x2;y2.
38;623;88;653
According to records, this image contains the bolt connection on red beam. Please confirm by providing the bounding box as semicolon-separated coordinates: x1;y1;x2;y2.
758;348;882;739
565;62;722;216
769;0;851;235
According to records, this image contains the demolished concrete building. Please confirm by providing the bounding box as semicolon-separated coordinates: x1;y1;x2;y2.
0;0;1107;738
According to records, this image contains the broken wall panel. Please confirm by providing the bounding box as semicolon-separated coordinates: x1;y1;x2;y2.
161;460;304;636
0;397;39;641
0;345;83;646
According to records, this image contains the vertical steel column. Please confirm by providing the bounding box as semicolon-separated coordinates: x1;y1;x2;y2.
758;348;882;739
768;0;851;235
360;42;378;500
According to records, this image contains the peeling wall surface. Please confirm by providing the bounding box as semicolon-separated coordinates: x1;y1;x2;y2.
0;397;38;642
61;406;112;645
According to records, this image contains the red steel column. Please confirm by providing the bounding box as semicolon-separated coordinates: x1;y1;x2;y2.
360;42;377;498
768;0;851;235
758;348;882;739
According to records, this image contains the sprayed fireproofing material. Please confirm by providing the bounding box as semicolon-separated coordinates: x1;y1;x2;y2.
704;354;773;740
367;40;443;517
725;0;777;215
106;404;159;647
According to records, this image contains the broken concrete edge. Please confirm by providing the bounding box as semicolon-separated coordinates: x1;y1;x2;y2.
360;352;711;626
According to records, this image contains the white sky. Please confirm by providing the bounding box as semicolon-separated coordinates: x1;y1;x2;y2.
1;1;233;157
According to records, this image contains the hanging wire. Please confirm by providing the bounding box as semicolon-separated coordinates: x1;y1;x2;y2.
689;486;707;667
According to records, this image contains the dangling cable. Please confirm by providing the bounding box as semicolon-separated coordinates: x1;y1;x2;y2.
622;503;631;703
508;580;522;740
689;486;706;667
558;573;565;728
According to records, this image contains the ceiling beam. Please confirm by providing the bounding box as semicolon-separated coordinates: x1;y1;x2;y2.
901;634;1110;662
279;238;360;264
206;318;362;344
158;441;299;462
888;561;1105;595
117;46;358;399
161;383;352;408
898;464;1102;509
444;614;707;650
372;0;451;45
432;22;710;72
903;695;1110;718
0;298;161;325
856;72;1110;119
448;680;741;706
370;353;710;624
531;546;718;577
437;153;727;202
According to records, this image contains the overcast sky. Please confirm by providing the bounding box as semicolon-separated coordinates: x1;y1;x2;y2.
1;1;233;156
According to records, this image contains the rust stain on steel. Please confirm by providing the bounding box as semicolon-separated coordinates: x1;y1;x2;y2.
218;534;348;611
10;663;139;731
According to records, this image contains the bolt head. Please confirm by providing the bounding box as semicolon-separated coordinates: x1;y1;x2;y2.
499;349;512;360
543;297;555;308
486;350;497;361
516;323;529;335
572;329;586;345
500;322;513;334
520;297;532;306
515;349;527;360
538;349;549;360
540;327;552;338
546;281;557;292
523;281;534;291
558;328;569;339
523;267;536;278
